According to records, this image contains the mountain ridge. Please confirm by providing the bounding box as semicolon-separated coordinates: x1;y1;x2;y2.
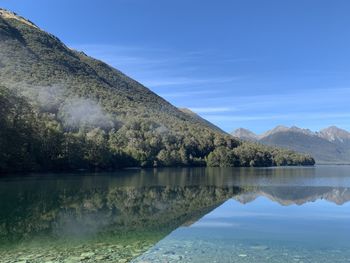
232;126;350;164
232;125;350;142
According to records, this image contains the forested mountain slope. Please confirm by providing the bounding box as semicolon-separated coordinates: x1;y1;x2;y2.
0;8;314;172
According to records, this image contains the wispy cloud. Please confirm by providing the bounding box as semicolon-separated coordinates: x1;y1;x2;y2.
143;76;240;87
189;107;235;113
71;44;154;53
70;43;246;88
71;44;176;67
71;43;203;66
158;90;216;98
196;87;350;114
203;112;350;122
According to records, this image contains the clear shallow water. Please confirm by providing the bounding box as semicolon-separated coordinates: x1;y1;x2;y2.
0;166;350;262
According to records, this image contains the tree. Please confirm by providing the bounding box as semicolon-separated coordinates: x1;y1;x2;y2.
84;128;111;168
206;147;238;167
0;86;38;172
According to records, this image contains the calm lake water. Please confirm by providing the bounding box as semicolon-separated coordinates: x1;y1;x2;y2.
1;166;350;262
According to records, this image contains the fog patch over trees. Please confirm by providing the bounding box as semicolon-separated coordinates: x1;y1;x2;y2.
58;98;114;130
31;84;65;113
9;83;115;130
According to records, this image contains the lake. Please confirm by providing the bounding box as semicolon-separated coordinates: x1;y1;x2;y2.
1;166;350;262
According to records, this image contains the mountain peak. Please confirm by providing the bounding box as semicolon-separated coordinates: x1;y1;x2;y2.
262;125;290;137
261;125;314;138
231;128;258;141
319;126;350;142
0;8;38;29
321;126;348;133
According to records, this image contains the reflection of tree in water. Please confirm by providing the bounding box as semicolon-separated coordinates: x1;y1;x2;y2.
0;174;243;262
0;180;241;245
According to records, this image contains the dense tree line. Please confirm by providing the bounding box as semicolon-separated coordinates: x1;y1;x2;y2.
206;142;315;167
0;86;315;173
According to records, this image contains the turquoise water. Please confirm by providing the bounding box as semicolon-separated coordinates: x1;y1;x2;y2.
0;166;350;262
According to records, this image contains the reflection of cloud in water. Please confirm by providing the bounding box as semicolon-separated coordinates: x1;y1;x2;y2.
53;210;113;237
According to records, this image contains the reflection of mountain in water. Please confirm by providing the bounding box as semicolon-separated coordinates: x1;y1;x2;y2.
234;186;350;206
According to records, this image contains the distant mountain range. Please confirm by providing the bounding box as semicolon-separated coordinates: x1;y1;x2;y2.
232;126;350;164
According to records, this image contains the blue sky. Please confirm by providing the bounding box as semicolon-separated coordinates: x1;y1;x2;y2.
1;0;350;133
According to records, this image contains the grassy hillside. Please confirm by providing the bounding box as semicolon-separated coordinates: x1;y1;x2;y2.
0;9;315;172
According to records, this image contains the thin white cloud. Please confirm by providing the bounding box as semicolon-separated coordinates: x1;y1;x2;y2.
70;43;187;72
189;107;234;113
203;112;350;122
71;43;168;54
223;58;257;63
70;43;244;88
158;90;216;98
143;76;240;87
196;87;350;113
203;86;350;102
